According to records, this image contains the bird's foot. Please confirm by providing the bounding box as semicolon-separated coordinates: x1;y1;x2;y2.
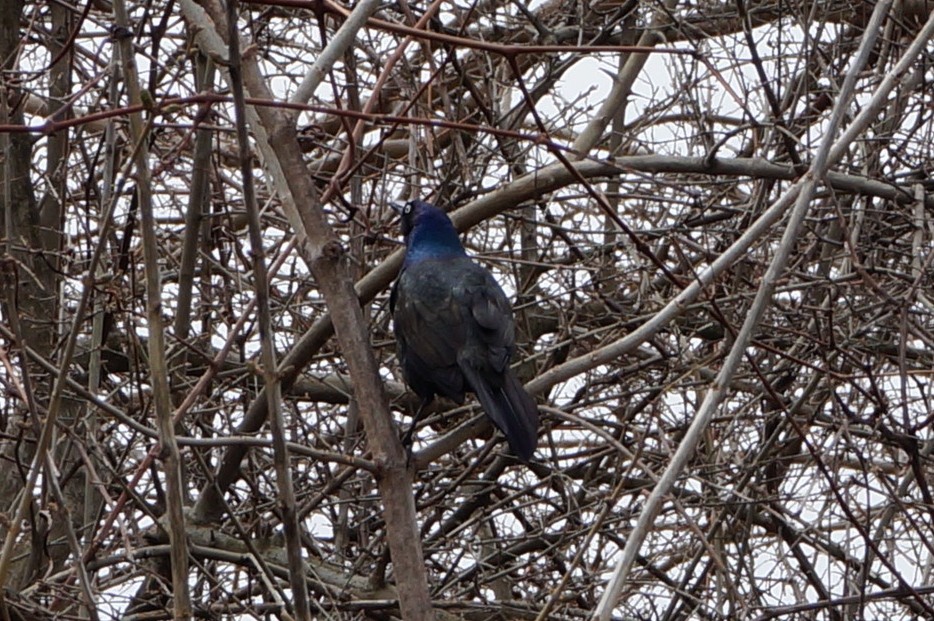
401;426;416;468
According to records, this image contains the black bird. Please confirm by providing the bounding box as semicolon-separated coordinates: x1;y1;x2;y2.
390;199;539;462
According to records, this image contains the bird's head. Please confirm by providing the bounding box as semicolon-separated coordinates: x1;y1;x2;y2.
391;199;465;259
391;199;446;236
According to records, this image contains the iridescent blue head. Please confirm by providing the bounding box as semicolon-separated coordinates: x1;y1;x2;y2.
392;199;466;264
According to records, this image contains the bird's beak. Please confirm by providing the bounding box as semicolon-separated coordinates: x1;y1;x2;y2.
390;201;406;214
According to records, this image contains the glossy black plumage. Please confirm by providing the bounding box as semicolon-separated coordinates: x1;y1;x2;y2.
390;200;539;461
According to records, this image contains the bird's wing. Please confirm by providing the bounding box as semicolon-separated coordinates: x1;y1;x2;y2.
459;269;516;375
455;267;539;460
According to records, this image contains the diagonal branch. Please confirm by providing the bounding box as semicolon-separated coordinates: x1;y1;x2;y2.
180;1;435;618
111;0;192;616
592;2;934;617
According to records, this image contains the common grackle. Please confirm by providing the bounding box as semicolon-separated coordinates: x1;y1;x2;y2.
390;199;539;462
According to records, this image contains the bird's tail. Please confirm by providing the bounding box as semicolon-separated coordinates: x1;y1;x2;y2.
462;367;539;462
